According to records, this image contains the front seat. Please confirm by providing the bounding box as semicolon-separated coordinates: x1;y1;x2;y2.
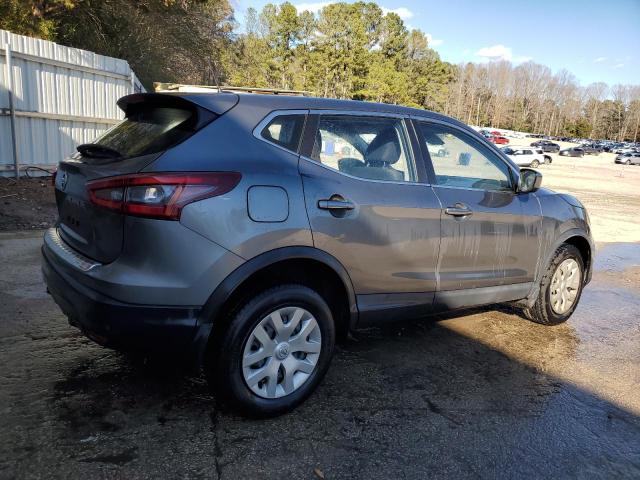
350;128;405;182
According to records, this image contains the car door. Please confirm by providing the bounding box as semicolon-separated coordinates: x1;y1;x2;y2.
298;111;442;316
522;149;536;164
412;118;541;303
511;149;527;166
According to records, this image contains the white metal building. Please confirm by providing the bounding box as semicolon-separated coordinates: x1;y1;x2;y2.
0;29;144;176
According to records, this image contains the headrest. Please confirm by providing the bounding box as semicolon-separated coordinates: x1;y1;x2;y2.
366;128;401;165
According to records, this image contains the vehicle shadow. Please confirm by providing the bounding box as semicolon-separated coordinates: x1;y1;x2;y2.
44;305;640;479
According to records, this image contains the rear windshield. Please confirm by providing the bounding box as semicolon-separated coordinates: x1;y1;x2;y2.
87;105;200;159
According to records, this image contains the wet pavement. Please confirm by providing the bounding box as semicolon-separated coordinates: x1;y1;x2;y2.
1;230;639;479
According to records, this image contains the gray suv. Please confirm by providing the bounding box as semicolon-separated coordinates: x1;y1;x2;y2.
42;92;593;416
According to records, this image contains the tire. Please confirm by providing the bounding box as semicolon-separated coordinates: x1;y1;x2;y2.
524;244;585;326
206;284;335;417
544;156;552;164
530;160;540;168
626;160;631;165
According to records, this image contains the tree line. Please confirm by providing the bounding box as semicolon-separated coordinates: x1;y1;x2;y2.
2;0;639;141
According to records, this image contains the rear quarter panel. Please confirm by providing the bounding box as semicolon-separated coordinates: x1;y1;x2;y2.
148;101;313;259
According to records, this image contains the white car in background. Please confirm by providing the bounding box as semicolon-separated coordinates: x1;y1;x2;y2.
500;146;545;168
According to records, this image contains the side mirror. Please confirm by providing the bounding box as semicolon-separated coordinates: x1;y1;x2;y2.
517;168;542;193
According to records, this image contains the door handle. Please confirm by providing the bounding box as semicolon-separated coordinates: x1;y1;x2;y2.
445;203;472;217
318;198;355;210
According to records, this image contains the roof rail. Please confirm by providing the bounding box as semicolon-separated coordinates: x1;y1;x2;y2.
153;82;309;96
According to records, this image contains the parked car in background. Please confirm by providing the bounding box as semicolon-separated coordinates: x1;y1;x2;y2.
490;135;509;145
559;147;585;157
427;144;450;158
533;148;553;164
42;91;594;416
580;144;602;155
501;146;545;168
613;146;635;154
530;140;560;152
615;152;640;165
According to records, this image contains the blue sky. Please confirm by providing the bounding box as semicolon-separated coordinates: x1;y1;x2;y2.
232;0;640;86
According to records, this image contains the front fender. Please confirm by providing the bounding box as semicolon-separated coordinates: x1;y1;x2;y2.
523;227;594;307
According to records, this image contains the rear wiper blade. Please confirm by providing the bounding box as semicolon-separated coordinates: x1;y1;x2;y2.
76;143;122;159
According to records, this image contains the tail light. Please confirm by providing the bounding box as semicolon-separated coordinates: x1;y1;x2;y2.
87;172;241;220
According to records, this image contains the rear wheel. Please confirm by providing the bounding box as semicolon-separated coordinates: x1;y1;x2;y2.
626;160;632;165
524;244;584;325
206;285;335;417
544;156;552;164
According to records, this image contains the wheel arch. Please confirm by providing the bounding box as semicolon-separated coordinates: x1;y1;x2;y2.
522;229;594;308
563;234;592;277
192;247;358;364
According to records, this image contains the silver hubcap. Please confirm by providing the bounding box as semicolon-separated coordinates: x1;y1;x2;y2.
242;306;322;399
550;258;581;315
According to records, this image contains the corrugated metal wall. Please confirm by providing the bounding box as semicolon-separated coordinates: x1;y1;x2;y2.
0;29;144;175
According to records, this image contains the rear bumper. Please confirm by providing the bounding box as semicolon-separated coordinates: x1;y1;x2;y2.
42;241;201;356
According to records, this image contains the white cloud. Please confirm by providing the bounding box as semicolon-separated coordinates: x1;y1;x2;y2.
380;6;414;20
594;56;606;63
476;44;512;60
294;3;414;20
425;33;444;47
475;44;531;63
294;2;331;13
613;63;625;69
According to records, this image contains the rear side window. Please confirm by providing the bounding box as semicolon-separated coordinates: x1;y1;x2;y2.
88;105;203;159
261;114;305;152
310;114;417;183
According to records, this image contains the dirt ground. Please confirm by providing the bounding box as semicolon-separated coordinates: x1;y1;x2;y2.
0;145;639;479
1;234;639;479
0;177;57;231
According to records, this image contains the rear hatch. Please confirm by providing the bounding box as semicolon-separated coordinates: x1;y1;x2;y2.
55;94;220;263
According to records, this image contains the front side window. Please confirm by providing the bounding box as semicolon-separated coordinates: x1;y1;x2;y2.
415;121;513;191
310;115;416;183
260;114;306;152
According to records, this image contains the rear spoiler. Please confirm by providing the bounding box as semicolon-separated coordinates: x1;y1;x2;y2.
117;92;239;117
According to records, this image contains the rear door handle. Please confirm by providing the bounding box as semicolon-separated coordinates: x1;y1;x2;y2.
318;199;355;210
445;203;472;217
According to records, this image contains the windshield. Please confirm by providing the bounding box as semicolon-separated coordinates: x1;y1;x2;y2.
84;106;197;160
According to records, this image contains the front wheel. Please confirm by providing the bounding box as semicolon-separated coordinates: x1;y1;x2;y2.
524;244;585;325
626;160;632;165
206;285;335;417
530;159;540;168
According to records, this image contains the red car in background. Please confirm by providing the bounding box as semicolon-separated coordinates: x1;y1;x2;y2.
489;135;509;145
